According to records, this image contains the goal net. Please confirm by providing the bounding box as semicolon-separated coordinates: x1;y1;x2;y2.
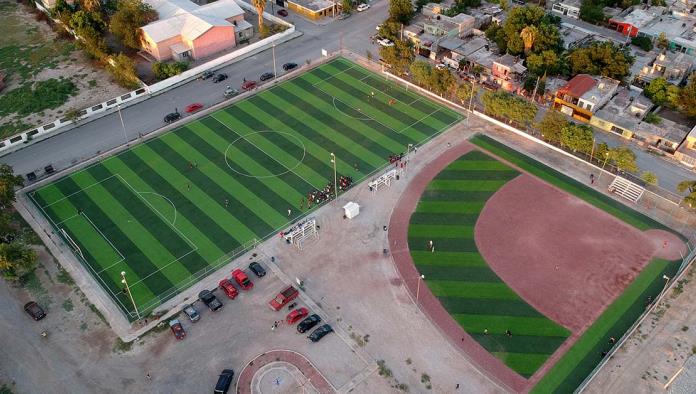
283;218;318;250
60;228;84;260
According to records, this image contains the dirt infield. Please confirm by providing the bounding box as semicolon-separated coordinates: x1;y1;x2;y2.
236;350;334;393
388;141;687;393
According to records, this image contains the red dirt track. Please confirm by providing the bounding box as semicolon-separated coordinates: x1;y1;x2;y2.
388;141;686;393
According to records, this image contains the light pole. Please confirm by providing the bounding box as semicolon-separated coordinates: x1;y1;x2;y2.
121;271;140;320
467;79;476;125
330;153;338;201
407;143;413;159
117;104;128;143
272;42;277;81
416;274;425;302
596;151;610;183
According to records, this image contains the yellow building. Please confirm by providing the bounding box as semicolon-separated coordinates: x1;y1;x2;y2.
553;74;618;123
286;0;339;20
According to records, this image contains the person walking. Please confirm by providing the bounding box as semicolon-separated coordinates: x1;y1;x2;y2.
287;209;292;217
224;198;229;208
590;173;595;184
300;198;304;210
146;372;151;381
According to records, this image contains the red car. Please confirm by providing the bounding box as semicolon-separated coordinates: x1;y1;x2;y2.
219;279;239;299
185;103;204;113
286;307;309;324
241;80;257;91
169;319;186;340
231;269;253;290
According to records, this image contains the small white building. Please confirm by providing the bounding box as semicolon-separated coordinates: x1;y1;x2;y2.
551;0;581;19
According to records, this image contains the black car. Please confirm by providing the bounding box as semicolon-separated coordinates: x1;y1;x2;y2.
308;324;333;342
214;369;234;394
259;72;274;81
199;290;223;311
24;301;46;321
282;62;298;72
297;314;321;333
213;73;228;83
164;112;181;124
249;262;266;278
200;70;214;80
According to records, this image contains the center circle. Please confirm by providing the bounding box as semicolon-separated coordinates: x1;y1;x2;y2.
224;131;306;178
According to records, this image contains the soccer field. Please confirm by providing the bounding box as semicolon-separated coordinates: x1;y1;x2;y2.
29;57;463;318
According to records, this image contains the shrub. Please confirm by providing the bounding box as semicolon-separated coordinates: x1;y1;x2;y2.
152;61;189;80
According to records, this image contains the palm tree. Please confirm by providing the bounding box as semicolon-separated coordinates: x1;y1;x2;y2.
81;0;101;12
677;180;696;208
252;0;266;32
520;26;539;54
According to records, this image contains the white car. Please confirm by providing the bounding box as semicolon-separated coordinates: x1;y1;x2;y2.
357;3;370;11
377;38;394;47
435;63;447;70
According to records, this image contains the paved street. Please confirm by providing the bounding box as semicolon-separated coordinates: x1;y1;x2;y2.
0;1;388;177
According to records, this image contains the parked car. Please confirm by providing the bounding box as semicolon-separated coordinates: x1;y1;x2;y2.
182;304;200;322
357;3;369;11
169;319;186;340
282;62;298;72
337;13;350;20
224;86;239;98
277;8;288;16
377;38;394;47
241;80;257;91
185;103;203;113
269;286;299;311
435;63;447;70
200;70;214;80
163;112;181;124
213;73;228;83
23;301;46;321
308;324;333;342
249;262;266;277
199;290;223;311
286;307;309;324
231;269;253;290
218;278;239;299
214;369;234;394
260;72;274;81
297;314;321;333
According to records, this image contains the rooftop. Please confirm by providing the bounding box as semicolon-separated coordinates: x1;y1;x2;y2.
640;14;695;39
594;87;652;131
452;36;488;56
142;0;244;42
557;74;596;98
287;0;335;11
634;116;691;143
556;0;581;8
612;7;664;28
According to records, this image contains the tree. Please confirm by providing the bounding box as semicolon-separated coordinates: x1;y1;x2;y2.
677;180;696;207
410;60;432;87
388;0;414;25
608;146;638;173
379;40;413;75
482;90;538;125
657;32;669;49
109;0;158;49
641;171;658;185
579;0;604;25
429;68;456;96
342;0;353;13
536;110;568;144
567;42;634;80
595;142;610;162
560;124;593;153
675;75;696;117
81;0;101;12
520;25;538;54
108;53;140;89
455;82;476;104
485;5;561;56
499;0;509;11
526;50;564;76
644;77;679;106
152;61;189;80
0;242;37;281
69;10;105;33
631;36;653;52
0;165;23;210
251;0;266;30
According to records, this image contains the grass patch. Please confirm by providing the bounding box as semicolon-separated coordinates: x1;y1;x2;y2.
532;258;680;393
62;298;74;312
0;78;77;117
377;360;393;378
19;269;51;307
56;268;75;286
89;304;109;327
0;119;32;139
113;337;134;353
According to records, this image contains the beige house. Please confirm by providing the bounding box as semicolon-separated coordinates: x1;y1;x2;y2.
675;126;696;168
141;0;253;61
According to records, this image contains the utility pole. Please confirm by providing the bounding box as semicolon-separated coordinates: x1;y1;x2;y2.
330;153;338;201
530;75;541;103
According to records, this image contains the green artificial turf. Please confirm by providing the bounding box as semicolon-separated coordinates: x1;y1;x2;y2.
30;57;462;318
408;151;570;378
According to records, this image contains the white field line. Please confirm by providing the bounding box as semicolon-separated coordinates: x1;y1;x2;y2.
310;63;357;87
127;248;198;288
397;108;442;135
40;175;117;209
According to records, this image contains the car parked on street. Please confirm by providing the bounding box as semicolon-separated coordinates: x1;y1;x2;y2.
357;3;369;11
282;62;298;72
199;290;223;311
213;73;228;83
260;72;274;81
23;301;46;321
214;369;234;394
169;319;186;340
286;307;309;324
182;304;200;322
218;278;239;299
224;86;239;98
277;8;288;16
297;314;321;333
185;103;203;113
308;324;333;342
231;269;253;290
163;112;181;124
241;80;257;91
338;12;350;20
249;262;266;277
377;38;394;47
200;70;214;80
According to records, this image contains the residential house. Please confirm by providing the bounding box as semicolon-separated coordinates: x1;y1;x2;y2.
551;0;581;19
553;74;619;122
442;36;488;69
141;0;253;61
422;0;456;17
674;126;696;168
636;51;695;86
286;0;339;20
490;54;526;93
633;118;691;153
607;7;664;37
638;12;696;55
590;87;652;139
423;13;476;39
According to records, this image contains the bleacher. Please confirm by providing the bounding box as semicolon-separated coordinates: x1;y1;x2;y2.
608;176;645;203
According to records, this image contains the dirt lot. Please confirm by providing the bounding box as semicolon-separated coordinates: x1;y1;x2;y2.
0;1;127;138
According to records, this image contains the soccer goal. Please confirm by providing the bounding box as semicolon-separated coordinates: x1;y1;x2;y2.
369;168;401;193
283;218;319;250
60;228;85;260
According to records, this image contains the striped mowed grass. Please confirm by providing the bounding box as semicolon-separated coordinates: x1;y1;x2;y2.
30;57;462;318
408;150;570;378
